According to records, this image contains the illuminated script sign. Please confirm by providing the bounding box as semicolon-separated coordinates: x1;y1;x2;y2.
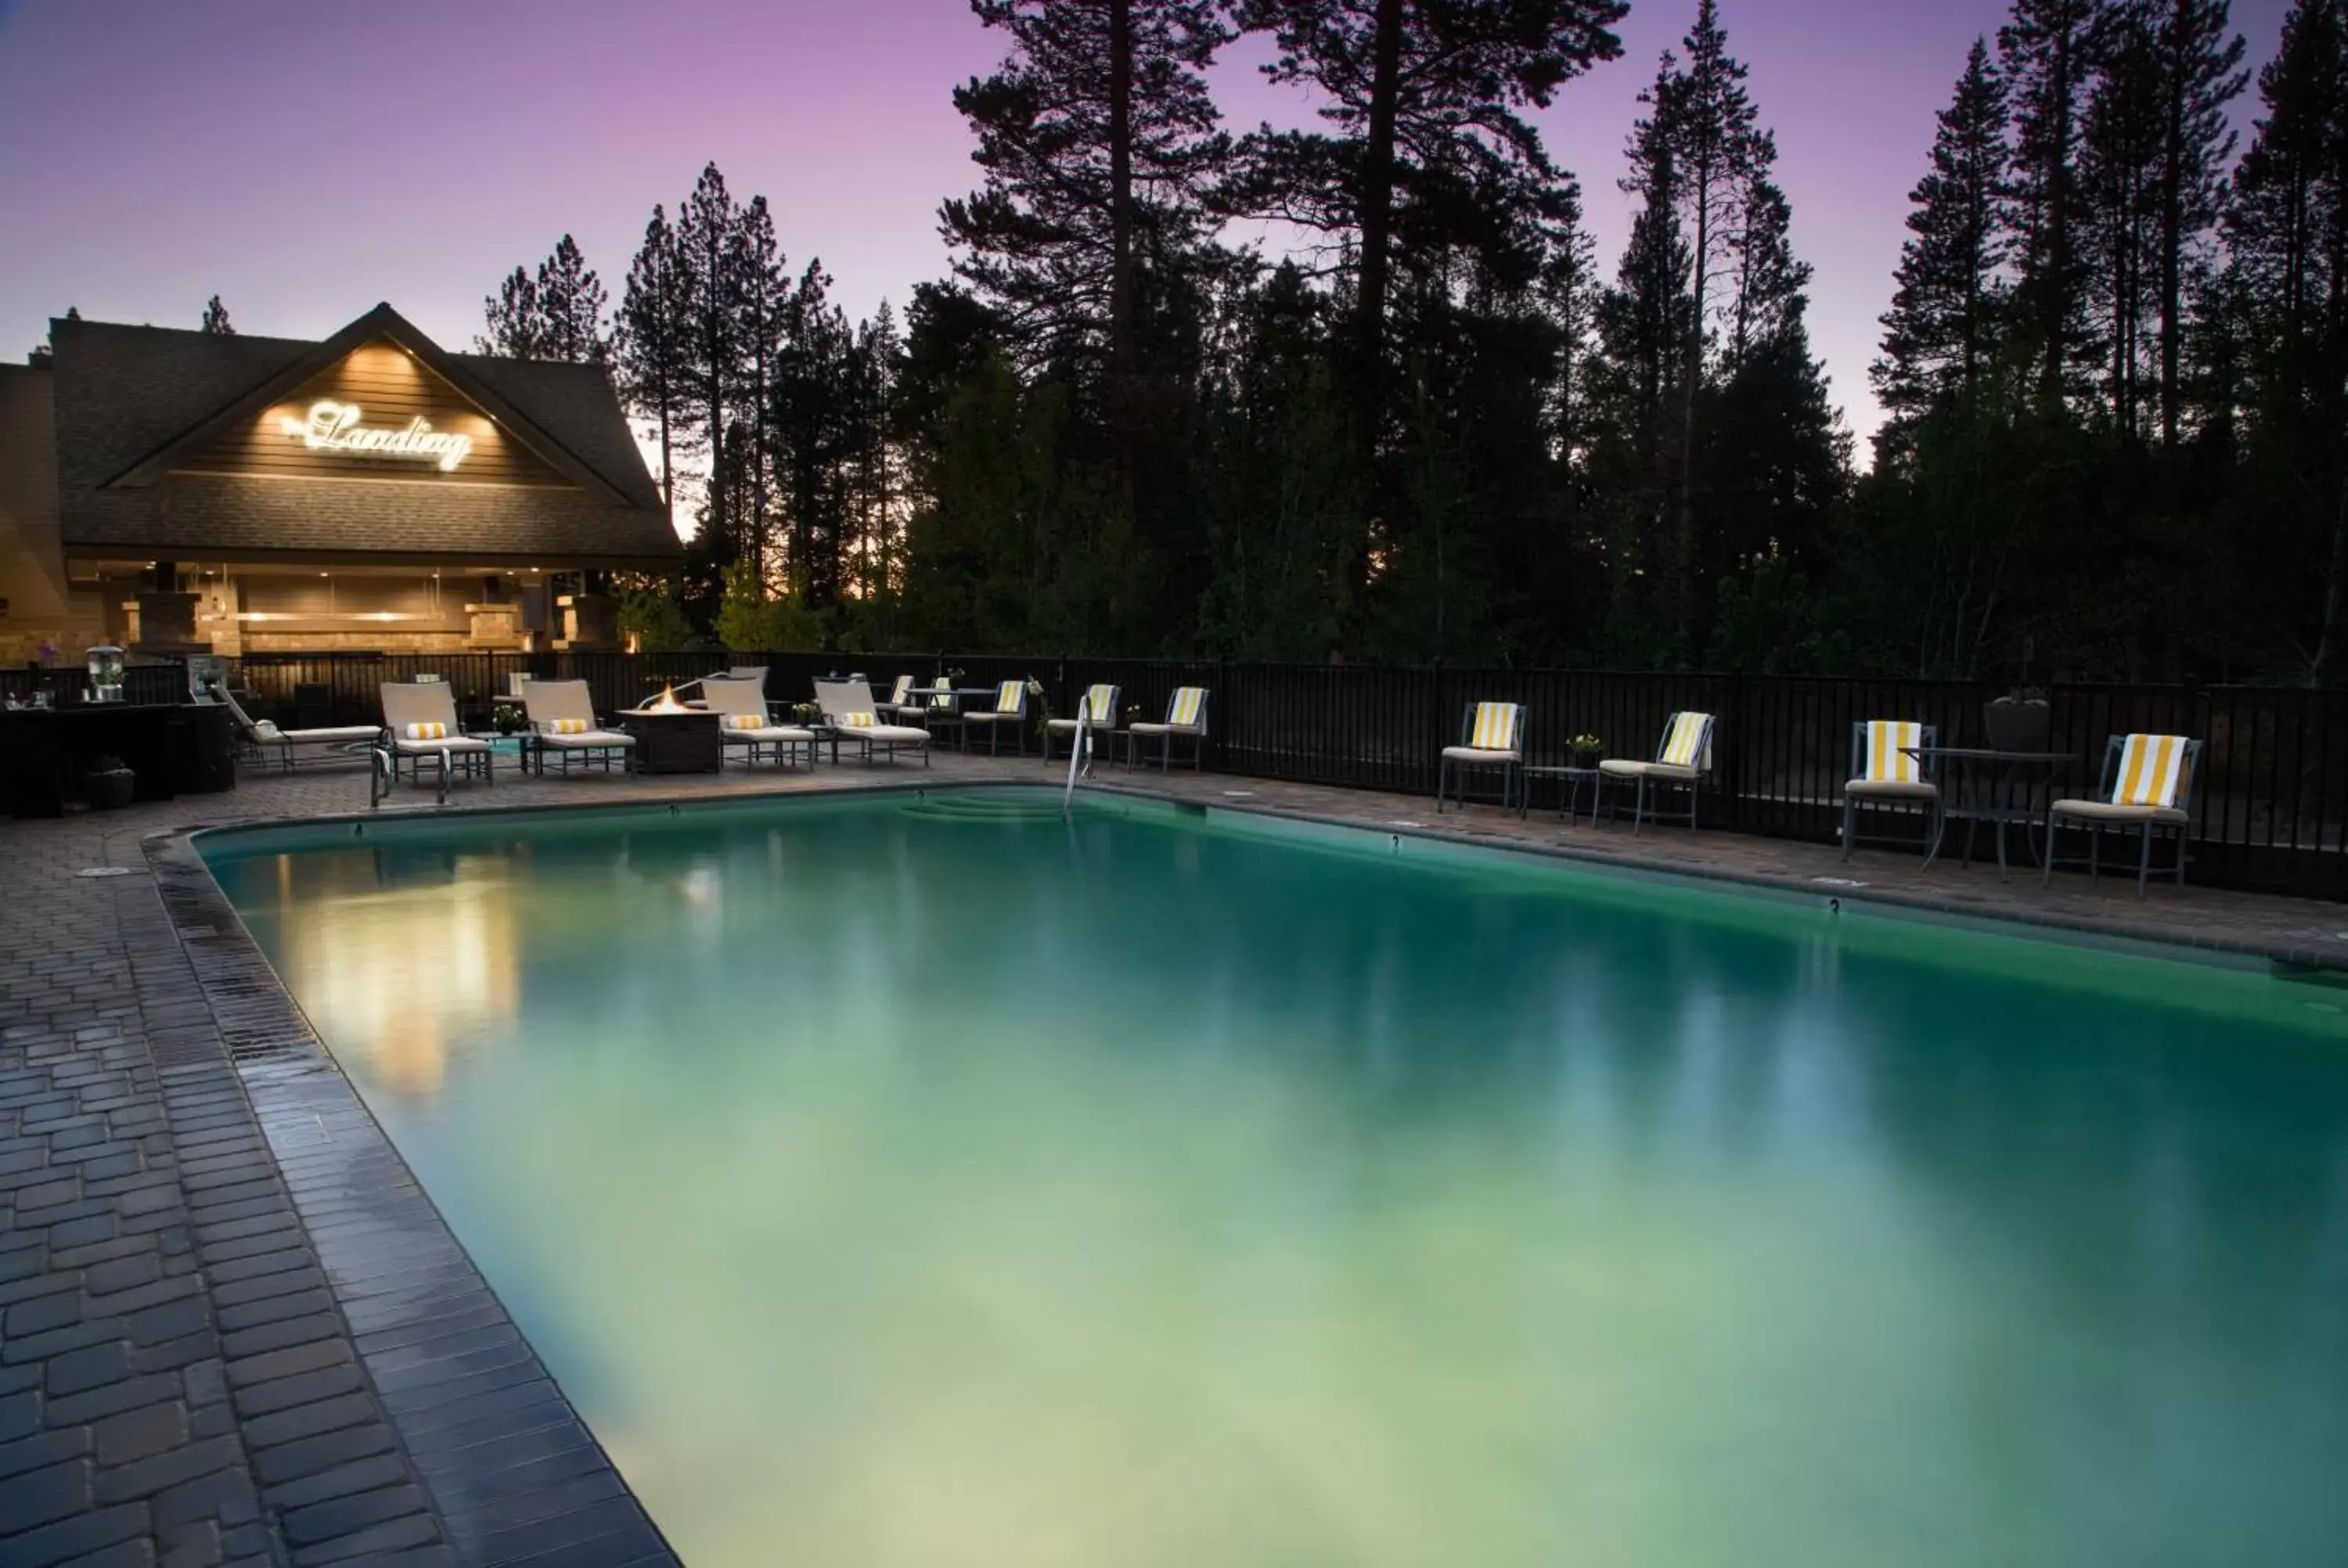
279;400;473;472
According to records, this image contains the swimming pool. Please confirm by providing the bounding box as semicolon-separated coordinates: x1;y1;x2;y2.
203;788;2348;1567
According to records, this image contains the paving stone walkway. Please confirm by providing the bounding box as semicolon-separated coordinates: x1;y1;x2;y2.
3;744;2343;1567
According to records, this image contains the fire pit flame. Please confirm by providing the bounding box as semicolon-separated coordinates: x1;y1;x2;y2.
643;682;688;715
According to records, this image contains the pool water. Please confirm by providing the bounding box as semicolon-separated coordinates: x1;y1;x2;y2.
206;791;2348;1567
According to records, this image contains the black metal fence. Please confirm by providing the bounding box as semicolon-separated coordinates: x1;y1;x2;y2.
165;651;2348;900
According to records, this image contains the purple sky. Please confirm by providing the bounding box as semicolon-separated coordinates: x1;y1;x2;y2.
0;0;2291;456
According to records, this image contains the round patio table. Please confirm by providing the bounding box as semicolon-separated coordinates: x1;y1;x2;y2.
1903;746;2076;879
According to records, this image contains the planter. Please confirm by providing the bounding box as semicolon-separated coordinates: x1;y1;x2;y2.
1983;699;2050;753
85;767;135;811
1570;748;1604;771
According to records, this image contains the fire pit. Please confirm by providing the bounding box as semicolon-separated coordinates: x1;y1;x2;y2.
618;685;723;775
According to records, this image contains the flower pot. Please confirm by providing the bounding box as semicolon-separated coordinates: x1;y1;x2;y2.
1983;699;2050;753
85;768;135;811
1571;748;1603;771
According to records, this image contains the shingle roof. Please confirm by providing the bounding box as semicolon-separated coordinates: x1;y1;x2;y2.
51;307;679;566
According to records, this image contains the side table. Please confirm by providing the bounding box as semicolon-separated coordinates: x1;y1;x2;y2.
1520;763;1604;825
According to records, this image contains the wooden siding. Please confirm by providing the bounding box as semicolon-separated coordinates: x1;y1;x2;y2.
177;341;572;488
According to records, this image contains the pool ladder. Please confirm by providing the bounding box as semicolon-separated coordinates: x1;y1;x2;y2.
1062;703;1095;822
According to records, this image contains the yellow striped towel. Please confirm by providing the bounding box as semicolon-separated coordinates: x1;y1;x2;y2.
996;681;1024;713
841;712;874;728
1087;684;1116;721
725;714;764;732
547;718;589;735
2112;733;2188;807
1469;702;1517;750
1659;712;1711;768
403;722;447;740
1863;720;1921;782
1169;687;1204;726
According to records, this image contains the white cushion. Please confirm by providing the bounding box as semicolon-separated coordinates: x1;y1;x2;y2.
1600;759;1699;780
1128;721;1201;736
391;735;491;754
1845;778;1939;800
537;729;633;749
844;723;928;745
1442;746;1518;764
2051;798;2188;825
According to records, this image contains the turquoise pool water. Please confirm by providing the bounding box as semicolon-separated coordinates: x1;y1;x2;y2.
205;791;2348;1567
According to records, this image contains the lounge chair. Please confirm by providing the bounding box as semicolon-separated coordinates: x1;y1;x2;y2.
2042;732;2202;897
812;677;930;766
962;680;1031;755
702;674;816;768
378;681;494;800
1128;687;1209;771
897;676;966;749
1043;683;1120;764
1599;711;1714;833
214;682;379;772
518;679;636;776
1437;701;1524;812
1841;719;1940;860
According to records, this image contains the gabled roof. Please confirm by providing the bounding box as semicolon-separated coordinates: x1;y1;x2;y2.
48;307;679;566
104;303;626;501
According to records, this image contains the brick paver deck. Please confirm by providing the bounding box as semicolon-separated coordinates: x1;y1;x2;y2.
4;744;2343;1566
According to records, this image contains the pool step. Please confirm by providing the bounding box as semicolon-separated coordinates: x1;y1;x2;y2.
902;794;1080;823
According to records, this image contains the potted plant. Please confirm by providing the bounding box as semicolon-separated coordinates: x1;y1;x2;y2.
491;703;526;736
85;754;135;811
1568;733;1604;770
1027;678;1050;740
1984;686;2050;753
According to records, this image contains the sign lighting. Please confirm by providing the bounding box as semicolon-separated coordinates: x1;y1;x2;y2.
279;400;472;471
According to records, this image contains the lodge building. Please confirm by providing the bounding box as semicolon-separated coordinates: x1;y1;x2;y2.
0;303;680;663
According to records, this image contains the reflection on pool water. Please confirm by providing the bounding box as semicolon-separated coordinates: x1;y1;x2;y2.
206;792;2348;1568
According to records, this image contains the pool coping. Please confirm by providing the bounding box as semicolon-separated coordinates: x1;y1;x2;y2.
142;827;683;1568
127;770;2348;1561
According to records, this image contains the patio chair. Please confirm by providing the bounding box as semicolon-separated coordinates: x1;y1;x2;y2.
702;674;816;768
812;678;931;766
1129;687;1210;771
2042;733;2202;898
1043;683;1120;764
378;681;493;801
963;680;1032;756
1599;711;1714;833
897;675;966;750
1437;701;1524;812
214;682;379;772
519;679;636;777
1840;719;1940;861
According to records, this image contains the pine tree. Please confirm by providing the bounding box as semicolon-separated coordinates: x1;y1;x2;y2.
729;197;787;579
2148;0;2248;448
2223;0;2348;675
477;267;541;358
678;164;746;570
532;235;610;364
2082;2;2163;433
1874;38;2011;454
616;205;693;512
199;295;234;335
2001;0;2109;403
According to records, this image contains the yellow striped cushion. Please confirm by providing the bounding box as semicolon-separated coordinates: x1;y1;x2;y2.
1659;712;1711;768
1469;702;1517;750
1086;684;1115;721
840;712;874;728
996;681;1024;713
2112;733;2188;807
1862;720;1921;783
1169;687;1204;726
546;717;589;735
930;680;955;709
724;714;764;732
889;675;913;704
402;721;447;740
